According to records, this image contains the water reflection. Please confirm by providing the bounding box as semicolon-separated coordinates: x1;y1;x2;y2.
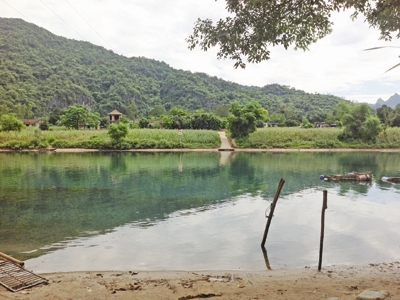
0;152;399;271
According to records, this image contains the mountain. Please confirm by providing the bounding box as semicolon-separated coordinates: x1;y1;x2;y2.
371;94;400;109
0;17;347;122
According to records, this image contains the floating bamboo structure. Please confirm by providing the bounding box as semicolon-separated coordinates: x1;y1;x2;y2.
0;251;24;266
381;177;400;183
320;172;372;182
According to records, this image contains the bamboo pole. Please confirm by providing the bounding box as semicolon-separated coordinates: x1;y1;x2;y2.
261;246;272;270
261;178;285;247
0;251;24;266
318;190;328;271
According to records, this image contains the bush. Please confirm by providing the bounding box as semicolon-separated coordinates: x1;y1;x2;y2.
108;123;128;141
256;119;265;128
0;113;24;132
139;118;150;129
39;122;49;130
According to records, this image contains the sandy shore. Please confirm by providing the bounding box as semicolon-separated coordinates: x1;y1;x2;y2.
1;263;399;299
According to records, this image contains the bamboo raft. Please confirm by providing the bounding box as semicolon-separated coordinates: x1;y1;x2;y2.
320;172;372;182
0;251;48;292
381;177;400;183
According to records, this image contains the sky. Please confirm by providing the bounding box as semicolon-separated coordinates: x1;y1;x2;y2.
1;0;399;104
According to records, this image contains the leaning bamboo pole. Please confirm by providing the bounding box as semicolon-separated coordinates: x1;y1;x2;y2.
0;251;24;266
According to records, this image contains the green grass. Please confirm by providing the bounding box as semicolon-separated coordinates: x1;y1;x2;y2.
235;127;400;149
0;127;221;150
3;126;400;150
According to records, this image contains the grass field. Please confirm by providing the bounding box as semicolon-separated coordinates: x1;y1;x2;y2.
1;126;400;150
0;127;221;150
235;127;400;149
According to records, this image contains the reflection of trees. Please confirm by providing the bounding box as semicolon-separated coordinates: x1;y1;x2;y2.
337;153;378;173
1;152;400;260
336;182;370;196
229;154;267;195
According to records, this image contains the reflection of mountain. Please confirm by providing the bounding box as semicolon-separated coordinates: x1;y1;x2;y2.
1;152;399;260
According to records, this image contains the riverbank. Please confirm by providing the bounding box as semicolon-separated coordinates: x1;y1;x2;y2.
1;263;399;299
2;147;400;153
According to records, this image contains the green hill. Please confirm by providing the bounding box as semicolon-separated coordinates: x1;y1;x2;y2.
0;17;346;121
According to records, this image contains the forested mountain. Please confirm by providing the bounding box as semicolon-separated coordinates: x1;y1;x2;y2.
0;17;346;121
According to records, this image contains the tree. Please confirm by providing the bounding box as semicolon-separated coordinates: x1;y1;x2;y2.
48;108;64;125
227;101;267;138
87;112;101;129
187;1;400;68
108;123;128;142
376;104;395;139
58;104;89;130
338;103;382;143
149;105;167;117
170;107;188;116
191;113;223;130
139;117;149;129
0;113;24;132
391;104;400;127
127;102;139;120
161;115;173;129
301;116;314;128
213;104;231;118
325;101;352;125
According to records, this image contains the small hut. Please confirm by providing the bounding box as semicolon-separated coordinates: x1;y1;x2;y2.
21;119;37;127
109;110;122;123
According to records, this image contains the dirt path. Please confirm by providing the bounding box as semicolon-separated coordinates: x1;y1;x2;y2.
218;131;232;150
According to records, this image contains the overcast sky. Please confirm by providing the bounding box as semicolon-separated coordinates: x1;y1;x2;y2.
1;0;399;104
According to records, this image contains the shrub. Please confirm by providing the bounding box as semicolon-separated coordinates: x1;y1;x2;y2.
108;123;128;141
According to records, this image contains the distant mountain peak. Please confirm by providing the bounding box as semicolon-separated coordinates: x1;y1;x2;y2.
374;94;400;109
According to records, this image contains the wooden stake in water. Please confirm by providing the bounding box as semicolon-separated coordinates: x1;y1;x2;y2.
318;190;328;271
261;246;272;270
261;178;285;247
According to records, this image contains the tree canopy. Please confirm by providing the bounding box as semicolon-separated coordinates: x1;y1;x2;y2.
228;101;267;138
58;104;99;129
187;0;400;68
0;113;24;132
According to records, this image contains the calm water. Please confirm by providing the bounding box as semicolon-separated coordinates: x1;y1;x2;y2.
0;151;399;272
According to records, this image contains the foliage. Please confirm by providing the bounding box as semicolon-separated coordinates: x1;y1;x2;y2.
0;113;24;132
149;105;167;117
108;123;129;141
87;112;101;128
170;107;188;116
190;113;224;130
212;104;231;118
187;0;400;68
325;102;352;125
119;115;130;124
139;118;150;128
338;103;383;143
236;127;342;148
39;121;49;131
48;108;64;125
227;101;267;138
126;102;139;119
161;115;173;129
0;17;346;122
256;119;265;128
58;104;89;129
283;119;300;127
301;117;314;129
